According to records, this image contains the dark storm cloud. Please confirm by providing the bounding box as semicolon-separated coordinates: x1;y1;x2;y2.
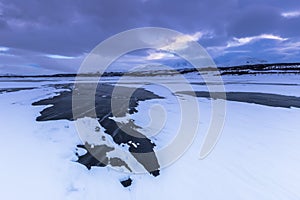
0;0;147;55
0;0;300;73
0;0;291;55
226;5;281;37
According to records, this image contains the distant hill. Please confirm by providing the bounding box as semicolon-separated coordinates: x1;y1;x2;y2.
1;62;300;78
219;62;300;75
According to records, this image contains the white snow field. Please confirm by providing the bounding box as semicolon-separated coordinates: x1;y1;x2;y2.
0;73;300;200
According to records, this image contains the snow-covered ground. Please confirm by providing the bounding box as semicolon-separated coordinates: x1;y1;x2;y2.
0;73;300;199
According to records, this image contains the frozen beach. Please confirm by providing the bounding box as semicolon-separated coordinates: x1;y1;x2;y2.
0;72;300;199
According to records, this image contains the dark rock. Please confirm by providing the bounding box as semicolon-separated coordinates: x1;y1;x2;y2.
120;178;132;188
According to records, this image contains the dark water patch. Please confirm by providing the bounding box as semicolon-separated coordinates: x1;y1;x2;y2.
76;143;131;171
221;71;300;75
0;79;62;82
0;87;36;94
177;91;300;108
191;82;300;86
76;144;113;169
33;83;163;175
43;83;74;90
235;82;300;86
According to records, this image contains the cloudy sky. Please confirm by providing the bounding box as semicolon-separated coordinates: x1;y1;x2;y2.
0;0;300;74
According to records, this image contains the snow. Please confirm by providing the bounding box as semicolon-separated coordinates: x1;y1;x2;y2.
0;73;300;199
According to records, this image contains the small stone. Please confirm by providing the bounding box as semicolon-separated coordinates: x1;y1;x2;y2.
120;178;132;188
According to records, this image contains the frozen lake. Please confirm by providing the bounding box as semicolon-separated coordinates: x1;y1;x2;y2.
0;73;300;199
